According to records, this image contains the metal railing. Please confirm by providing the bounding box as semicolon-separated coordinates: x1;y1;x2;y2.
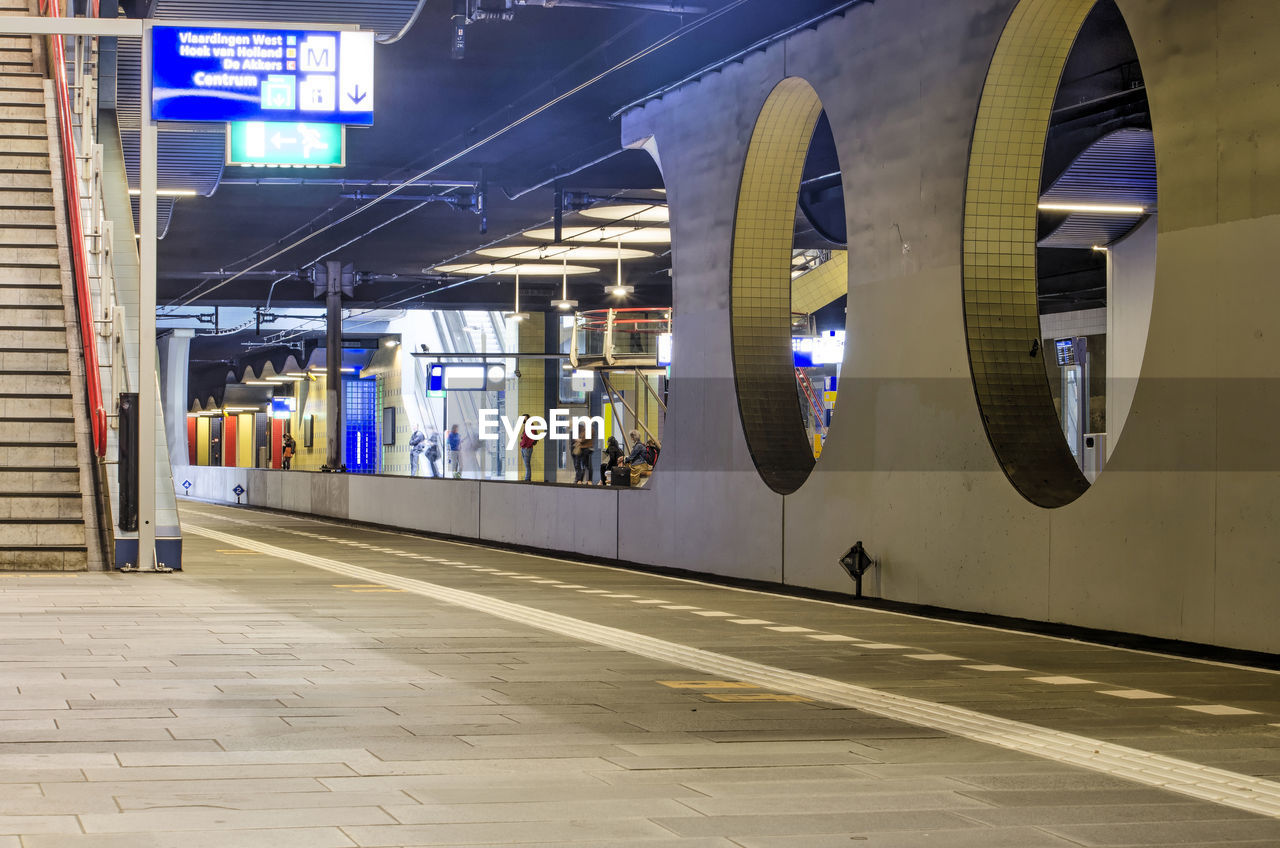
39;0;108;455
570;307;671;368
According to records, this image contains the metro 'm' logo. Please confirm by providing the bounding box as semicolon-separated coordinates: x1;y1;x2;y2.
298;36;336;73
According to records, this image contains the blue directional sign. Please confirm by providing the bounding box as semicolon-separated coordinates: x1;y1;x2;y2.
182;480;191;490
151;26;374;125
232;484;245;497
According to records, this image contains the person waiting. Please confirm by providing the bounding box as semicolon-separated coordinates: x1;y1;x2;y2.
600;436;623;483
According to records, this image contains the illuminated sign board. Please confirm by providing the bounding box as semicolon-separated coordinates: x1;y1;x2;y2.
227;121;344;167
151;26;374;125
792;330;845;368
1055;338;1078;366
270;397;295;419
656;332;672;366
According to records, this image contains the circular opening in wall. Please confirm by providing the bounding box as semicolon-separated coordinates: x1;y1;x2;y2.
731;77;848;495
963;0;1155;508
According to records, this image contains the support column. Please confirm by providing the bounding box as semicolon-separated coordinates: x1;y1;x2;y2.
157;328;193;472
137;21;157;570
518;314;547;481
325;261;344;470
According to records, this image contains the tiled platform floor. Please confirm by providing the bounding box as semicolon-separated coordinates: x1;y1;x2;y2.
0;500;1277;846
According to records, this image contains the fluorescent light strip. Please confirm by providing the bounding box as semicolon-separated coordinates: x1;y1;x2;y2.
127;188;199;197
1038;202;1146;215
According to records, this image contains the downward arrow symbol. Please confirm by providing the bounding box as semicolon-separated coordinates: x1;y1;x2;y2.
346;85;368;106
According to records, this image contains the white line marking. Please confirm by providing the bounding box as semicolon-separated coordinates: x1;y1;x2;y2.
906;654;964;661
767;626;813;633
1100;689;1174;700
808;634;862;642
730;619;771;625
965;664;1024;672
661;605;701;611
858;643;908;650
1180;705;1260;716
184;521;1280;820
184;503;1280;679
691;611;735;617
1028;676;1096;685
632;599;669;604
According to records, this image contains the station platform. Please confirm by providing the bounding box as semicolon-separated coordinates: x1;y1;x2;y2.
2;502;1280;847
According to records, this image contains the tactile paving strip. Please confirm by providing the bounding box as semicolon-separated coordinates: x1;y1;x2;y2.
188;521;1280;819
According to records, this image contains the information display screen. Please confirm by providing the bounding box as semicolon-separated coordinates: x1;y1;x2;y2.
151;26;374;125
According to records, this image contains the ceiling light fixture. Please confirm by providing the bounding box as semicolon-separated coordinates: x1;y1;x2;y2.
506;268;531;322
606;241;634;298
1037;202;1147;215
550;259;578;312
432;262;597;277
524;226;671;245
475;245;654;262
577;203;669;224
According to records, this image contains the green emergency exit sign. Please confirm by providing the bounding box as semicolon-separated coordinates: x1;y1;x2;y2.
226;121;345;167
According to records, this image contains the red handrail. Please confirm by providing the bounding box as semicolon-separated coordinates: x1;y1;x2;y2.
40;0;107;456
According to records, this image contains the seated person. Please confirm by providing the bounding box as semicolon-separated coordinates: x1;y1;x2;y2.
600;436;624;483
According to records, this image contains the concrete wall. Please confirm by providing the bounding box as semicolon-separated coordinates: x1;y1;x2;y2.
179;465;616;560
182;0;1280;655
1107;215;1158;457
614;0;1280;653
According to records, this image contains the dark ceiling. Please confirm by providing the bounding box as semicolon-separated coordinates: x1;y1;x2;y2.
158;0;857;323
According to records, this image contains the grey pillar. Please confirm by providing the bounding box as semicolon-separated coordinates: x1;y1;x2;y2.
326;278;343;470
157;328;194;471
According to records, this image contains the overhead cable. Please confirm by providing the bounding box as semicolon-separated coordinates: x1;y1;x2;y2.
172;0;754;308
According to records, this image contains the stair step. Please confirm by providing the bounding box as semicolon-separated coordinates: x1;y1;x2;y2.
0;449;78;469
0;307;66;328
0;468;81;497
0;79;45;91
0;494;84;522
0;105;43;122
0;242;58;258
0;137;49;152
0;546;88;563
0;172;51;189
0;418;73;442
0;211;58;229
0;287;61;307
0;491;77;497
0;155;51;171
0;353;71;373
0;547;89;573
0;395;72;419
0;517;82;524
0;91;44;106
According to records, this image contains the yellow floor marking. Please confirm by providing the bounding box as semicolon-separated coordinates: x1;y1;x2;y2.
333;584;377;587
658;680;758;690
705;693;813;703
216;549;261;554
352;588;406;593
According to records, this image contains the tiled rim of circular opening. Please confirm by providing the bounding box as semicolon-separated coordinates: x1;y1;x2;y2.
963;0;1120;509
730;76;833;496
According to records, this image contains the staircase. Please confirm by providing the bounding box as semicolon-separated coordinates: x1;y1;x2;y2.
0;12;100;570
